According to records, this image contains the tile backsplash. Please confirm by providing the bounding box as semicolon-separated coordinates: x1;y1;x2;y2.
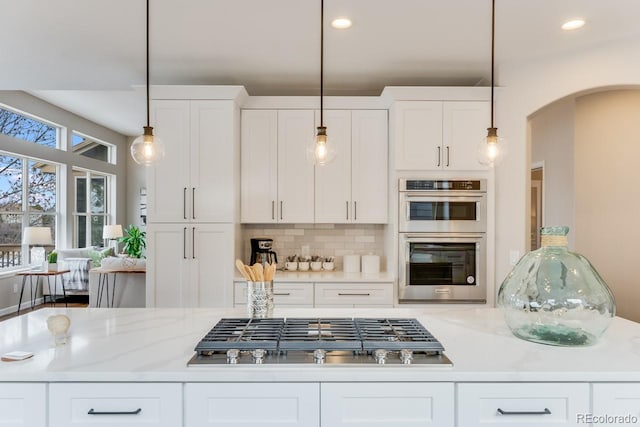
241;224;385;271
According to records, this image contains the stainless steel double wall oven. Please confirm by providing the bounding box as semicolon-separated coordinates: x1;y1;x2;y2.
399;179;487;303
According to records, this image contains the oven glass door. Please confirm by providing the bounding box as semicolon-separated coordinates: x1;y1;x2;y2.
400;195;486;233
409;201;477;221
408;242;476;286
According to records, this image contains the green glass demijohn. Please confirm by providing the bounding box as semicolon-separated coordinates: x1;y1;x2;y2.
497;226;615;346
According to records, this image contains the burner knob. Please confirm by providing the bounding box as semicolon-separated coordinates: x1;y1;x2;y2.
400;349;413;365
226;349;240;364
374;349;388;364
252;349;266;364
313;349;327;364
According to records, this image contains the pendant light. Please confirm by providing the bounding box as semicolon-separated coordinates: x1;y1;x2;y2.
477;0;507;167
131;0;165;166
307;0;336;166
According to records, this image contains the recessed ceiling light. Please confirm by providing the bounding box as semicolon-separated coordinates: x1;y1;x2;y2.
331;17;352;29
561;19;585;31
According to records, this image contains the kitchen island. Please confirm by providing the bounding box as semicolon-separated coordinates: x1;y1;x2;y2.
1;307;639;426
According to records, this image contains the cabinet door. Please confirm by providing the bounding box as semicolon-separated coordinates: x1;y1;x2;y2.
146;224;190;307
241;110;278;223
148;100;190;223
393;101;443;170
277;110;315;223
443;101;490;170
190;100;236;222
593;383;640;421
314;282;393;307
352;110;388;223
185;383;319;427
321;382;453;427
0;383;46;427
457;382;589;427
190;224;234;307
314;110;352;223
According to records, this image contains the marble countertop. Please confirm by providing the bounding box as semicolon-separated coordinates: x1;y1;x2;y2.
234;270;394;283
1;307;639;383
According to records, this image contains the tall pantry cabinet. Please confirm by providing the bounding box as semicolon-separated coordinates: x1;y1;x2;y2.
146;90;244;308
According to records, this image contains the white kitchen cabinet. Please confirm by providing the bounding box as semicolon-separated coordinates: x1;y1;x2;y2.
241;109;314;223
147;223;233;307
321;382;454;427
184;383;319;427
235;281;314;307
314;282;393;307
315;110;388;224
592;383;640;421
393;100;489;171
0;383;46;427
149;100;237;223
49;383;182;427
457;382;590;427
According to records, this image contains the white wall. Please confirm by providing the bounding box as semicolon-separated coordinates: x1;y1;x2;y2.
529;97;575;247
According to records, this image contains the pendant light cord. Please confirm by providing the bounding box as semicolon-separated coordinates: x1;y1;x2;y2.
146;0;150;128
320;0;324;127
490;0;495;128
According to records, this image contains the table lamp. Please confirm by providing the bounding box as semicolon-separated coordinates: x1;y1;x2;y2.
23;227;53;271
103;224;123;252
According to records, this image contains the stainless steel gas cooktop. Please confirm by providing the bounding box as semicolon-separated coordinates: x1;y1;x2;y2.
188;318;452;366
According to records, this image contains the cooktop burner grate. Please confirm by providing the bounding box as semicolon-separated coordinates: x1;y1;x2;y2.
279;318;363;351
195;318;283;351
356;318;444;352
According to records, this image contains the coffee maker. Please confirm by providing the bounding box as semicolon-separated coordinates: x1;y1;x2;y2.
250;238;278;265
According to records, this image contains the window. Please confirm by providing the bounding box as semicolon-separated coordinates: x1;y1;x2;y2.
0;106;58;148
71;132;115;164
73;169;113;248
0;153;57;268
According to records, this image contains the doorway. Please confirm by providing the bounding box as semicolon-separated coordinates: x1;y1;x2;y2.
530;166;543;250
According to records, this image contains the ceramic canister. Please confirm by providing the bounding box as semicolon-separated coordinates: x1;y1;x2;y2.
343;255;361;273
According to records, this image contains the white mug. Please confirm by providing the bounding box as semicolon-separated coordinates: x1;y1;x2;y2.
298;261;310;271
285;261;298;271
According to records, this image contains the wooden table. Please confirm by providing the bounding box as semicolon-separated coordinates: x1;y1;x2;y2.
92;268;146;308
16;270;71;314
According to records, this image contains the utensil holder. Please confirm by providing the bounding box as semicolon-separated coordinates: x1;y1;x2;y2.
247;281;274;318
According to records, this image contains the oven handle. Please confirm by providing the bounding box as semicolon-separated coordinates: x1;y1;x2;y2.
403;193;485;199
403;234;485;240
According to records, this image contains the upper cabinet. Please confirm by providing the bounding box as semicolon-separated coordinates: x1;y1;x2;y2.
241;109;388;224
393;100;490;171
148;99;237;223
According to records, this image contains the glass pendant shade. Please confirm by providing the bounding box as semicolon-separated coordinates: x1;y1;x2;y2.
131;126;165;166
477;127;507;167
307;126;336;165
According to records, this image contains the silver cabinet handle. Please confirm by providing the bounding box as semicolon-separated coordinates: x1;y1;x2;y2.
192;227;196;259
88;408;142;415
183;188;187;219
446;146;450;167
280;201;283;220
338;293;371;296
272;201;275;220
497;408;551;416
346;201;349;220
437;146;441;167
274;292;291;296
192;187;196;219
183;227;187;259
354;201;357;221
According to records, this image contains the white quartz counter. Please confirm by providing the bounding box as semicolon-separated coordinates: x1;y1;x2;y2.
234;270;394;283
1;307;639;383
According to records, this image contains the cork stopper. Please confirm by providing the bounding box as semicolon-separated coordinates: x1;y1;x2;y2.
540;226;569;247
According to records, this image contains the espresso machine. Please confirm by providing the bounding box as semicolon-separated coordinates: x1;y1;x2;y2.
250;238;278;265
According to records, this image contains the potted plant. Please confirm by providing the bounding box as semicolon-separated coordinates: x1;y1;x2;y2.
47;251;57;272
118;225;146;258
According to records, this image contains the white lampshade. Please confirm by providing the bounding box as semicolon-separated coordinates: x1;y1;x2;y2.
22;227;53;246
103;224;124;240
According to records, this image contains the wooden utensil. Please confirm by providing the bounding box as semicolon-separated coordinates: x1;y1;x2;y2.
244;265;256;281
235;259;249;280
252;263;264;282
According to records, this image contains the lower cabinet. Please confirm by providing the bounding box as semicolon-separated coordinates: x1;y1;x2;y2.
592;383;640;422
184;383;320;427
321;382;454;427
234;281;314;308
314;282;394;307
49;383;182;427
457;382;590;427
0;383;46;427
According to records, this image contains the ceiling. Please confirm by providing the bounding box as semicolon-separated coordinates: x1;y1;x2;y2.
3;0;640;136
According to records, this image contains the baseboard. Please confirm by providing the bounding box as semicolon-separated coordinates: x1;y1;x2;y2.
0;297;46;317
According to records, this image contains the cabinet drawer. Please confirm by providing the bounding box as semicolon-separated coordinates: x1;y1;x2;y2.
593;383;640;420
321;382;453;426
0;383;46;427
314;282;393;307
49;383;182;427
457;383;589;427
234;282;314;307
185;382;319;427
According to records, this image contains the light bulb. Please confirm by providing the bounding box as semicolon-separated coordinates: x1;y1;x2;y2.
306;126;336;165
477;127;507;167
131;126;165;166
